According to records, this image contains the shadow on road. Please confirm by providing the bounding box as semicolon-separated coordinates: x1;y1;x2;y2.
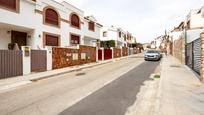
59;61;160;115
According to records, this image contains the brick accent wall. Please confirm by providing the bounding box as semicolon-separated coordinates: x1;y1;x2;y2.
113;48;122;58
200;32;204;82
122;47;128;56
52;45;96;69
52;47;80;69
133;47;140;54
173;38;185;64
79;45;96;64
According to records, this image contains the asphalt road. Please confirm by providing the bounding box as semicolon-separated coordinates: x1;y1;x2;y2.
0;56;160;115
60;61;160;115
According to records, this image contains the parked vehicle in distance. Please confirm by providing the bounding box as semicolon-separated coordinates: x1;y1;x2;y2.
144;50;161;61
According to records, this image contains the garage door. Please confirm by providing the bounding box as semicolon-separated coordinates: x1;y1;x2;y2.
186;43;193;68
193;38;201;74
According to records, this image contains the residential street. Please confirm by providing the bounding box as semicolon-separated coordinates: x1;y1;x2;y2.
0;0;204;115
0;56;160;115
60;59;160;115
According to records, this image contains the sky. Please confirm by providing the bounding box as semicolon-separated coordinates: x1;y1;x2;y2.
55;0;204;43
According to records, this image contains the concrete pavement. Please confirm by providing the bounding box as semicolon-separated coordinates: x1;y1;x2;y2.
156;56;204;115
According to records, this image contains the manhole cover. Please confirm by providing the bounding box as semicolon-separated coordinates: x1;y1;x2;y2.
75;69;83;72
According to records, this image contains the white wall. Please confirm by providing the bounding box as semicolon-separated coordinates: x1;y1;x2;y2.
35;0;85;48
190;14;204;29
187;29;204;43
100;27;117;41
170;31;183;42
0;0;36;29
100;27;128;47
0;0;102;49
0;29;11;49
84;21;101;40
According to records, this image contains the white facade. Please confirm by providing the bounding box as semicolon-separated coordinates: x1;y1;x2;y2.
154;38;162;49
186;6;204;29
100;26;127;47
84;16;102;46
0;0;101;50
170;31;183;42
186;29;204;43
184;6;204;43
170;5;204;44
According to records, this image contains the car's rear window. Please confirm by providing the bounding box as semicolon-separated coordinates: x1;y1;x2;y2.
147;50;159;53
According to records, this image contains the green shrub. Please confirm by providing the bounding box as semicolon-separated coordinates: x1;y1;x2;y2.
100;40;115;48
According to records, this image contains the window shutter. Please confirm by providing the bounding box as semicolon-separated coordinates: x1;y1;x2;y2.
45;8;59;26
0;0;16;10
71;14;80;28
89;21;95;31
45;34;59;46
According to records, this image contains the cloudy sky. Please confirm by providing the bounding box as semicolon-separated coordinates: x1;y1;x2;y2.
55;0;204;43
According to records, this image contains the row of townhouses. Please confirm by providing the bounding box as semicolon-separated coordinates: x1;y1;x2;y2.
0;0;137;79
0;0;103;49
170;5;204;81
100;26;136;48
0;0;136;50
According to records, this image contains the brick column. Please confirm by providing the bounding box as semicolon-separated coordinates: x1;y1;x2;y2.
200;32;204;82
96;47;98;63
111;47;114;59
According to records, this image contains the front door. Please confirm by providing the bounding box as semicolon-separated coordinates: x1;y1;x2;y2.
11;31;27;49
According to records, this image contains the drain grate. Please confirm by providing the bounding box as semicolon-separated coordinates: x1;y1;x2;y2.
75;72;86;76
170;65;181;68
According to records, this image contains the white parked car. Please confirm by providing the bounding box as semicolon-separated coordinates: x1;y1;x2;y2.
144;50;161;61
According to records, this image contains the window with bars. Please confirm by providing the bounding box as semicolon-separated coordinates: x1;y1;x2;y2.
45;8;59;26
70;14;80;28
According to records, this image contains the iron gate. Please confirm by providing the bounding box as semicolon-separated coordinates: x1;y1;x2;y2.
31;50;47;72
98;49;102;60
104;48;112;60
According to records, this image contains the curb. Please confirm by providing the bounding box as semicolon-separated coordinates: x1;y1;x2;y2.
153;56;164;115
31;60;113;82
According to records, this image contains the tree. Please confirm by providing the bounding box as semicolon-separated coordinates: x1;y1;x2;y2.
100;40;115;48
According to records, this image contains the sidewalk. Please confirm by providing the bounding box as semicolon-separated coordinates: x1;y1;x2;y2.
156;56;204;115
0;54;142;93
